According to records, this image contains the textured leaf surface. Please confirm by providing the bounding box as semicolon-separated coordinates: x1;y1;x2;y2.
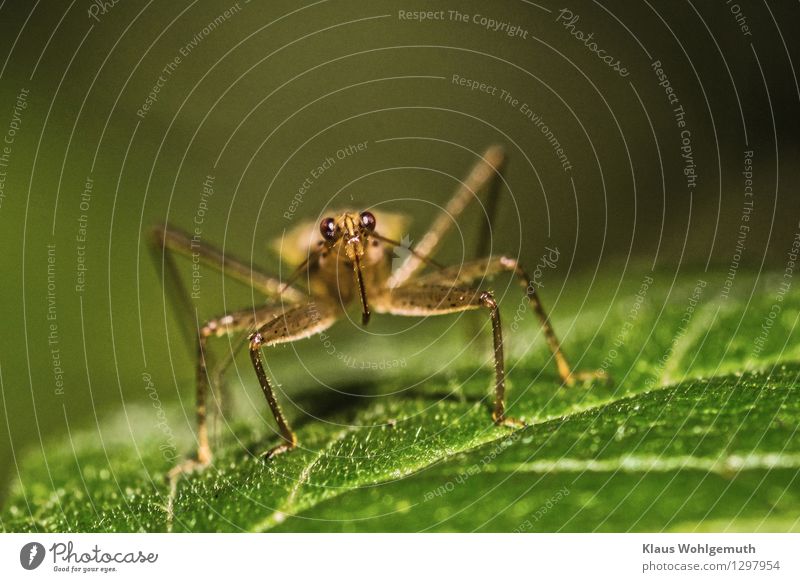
2;269;799;532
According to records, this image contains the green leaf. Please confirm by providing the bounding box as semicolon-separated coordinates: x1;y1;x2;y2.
3;269;799;532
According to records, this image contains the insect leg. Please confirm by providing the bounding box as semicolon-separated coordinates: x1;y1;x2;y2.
374;285;522;427
248;301;339;459
416;256;606;385
168;305;288;480
151;224;306;304
388;145;506;288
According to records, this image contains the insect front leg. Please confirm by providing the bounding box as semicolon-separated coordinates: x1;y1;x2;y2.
374;284;523;428
168;305;288;480
416;256;607;386
248;301;339;460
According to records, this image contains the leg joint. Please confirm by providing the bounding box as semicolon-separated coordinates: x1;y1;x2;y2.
248;332;264;351
499;255;531;281
499;255;519;271
479;290;498;310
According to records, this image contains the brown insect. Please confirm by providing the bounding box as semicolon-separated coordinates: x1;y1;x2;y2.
152;145;605;478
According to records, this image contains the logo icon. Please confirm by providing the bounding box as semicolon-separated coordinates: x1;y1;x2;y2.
20;542;45;570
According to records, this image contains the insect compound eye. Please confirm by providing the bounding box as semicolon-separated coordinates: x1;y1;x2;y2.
320;217;337;241
359;211;376;231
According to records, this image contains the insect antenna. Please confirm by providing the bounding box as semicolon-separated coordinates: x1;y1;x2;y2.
278;248;321;296
372;232;445;270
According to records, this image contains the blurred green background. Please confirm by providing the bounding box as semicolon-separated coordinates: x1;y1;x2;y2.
0;0;798;504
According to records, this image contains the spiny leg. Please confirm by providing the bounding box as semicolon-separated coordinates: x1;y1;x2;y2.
248;301;339;460
374;284;523;427
388;145;506;288
416;256;606;385
168;305;289;480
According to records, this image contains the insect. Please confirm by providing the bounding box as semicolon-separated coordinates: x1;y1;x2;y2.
153;145;605;478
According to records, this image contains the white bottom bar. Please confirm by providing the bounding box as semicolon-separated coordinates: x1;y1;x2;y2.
1;533;797;581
